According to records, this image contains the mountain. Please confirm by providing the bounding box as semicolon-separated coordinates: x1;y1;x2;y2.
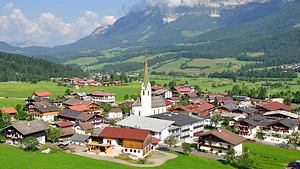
0;51;87;82
9;41;39;48
0;0;298;69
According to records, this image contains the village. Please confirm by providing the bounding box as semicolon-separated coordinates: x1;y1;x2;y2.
0;60;300;167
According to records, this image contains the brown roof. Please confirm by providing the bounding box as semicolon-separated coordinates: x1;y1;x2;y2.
89;91;115;96
195;129;246;145
99;127;150;141
69;105;90;112
109;108;122;113
60;127;75;137
55;120;74;128
32;101;51;107
63;98;91;106
0;107;17;114
261;102;293;111
76;112;96;121
79;122;93;130
33;91;51;97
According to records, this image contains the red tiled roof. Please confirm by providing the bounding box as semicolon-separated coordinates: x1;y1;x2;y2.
262;102;293;111
165;100;174;105
151;85;165;91
151;137;161;144
69;105;90;112
0;107;17;114
174;86;191;92
179;102;214;117
33;91;51;97
99;127;150;141
194;129;246;145
56;120;74;128
186;92;198;98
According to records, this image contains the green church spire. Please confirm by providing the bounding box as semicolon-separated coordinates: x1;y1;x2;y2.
144;59;149;84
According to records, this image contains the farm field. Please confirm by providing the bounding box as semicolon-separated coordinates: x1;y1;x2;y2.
0;82;140;107
65;57;98;65
0;144;233;169
154;58;257;75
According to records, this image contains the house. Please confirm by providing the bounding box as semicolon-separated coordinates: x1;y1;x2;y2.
116;115;175;141
53;120;75;139
87;127;152;158
263;110;299;119
32;105;59;122
152;89;173;99
233;107;258;116
63;98;91;108
258;101;293;112
259;118;299;144
178;102;215;118
88;91;116;104
32;91;51;99
217;104;239;113
173;86;193;95
75;122;94;135
149;112;204;142
237;115;272;139
195;129;246;156
108;108;123;119
58;109;103;127
0;107;17;116
69;105;90;113
132;61;167;117
70;134;91;145
1;120;49;144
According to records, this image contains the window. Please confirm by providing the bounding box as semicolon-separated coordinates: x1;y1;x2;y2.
143;91;145;96
148;91;150;96
125;149;127;152
134;150;136;153
138;150;140;153
139;111;141;116
130;149;132;152
218;150;223;153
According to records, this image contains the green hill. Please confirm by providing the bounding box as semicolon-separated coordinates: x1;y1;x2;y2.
0;51;86;82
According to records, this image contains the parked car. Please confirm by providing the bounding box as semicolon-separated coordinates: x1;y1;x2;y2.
246;139;256;143
287;160;300;169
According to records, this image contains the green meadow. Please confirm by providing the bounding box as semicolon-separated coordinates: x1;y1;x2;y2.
0;143;299;169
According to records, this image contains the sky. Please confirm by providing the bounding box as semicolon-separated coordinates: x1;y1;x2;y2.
0;0;141;46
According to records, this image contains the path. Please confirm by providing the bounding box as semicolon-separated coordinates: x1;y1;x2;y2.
70;146;177;167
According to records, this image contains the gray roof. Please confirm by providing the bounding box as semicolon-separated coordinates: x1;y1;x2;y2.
149;112;203;126
221;104;238;111
70;134;90;142
116;115;175;133
59;109;82;118
36;105;59;113
238;107;258;114
132;96;166;108
274;118;298;128
11;120;49;135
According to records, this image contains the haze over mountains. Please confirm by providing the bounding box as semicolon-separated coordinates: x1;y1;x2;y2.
0;0;299;67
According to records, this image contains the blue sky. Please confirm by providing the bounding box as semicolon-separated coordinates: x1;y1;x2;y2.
0;0;141;46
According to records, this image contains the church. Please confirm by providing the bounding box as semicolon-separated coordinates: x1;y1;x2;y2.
131;60;167;117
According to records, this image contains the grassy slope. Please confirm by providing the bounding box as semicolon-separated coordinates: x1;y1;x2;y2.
65;57;98;65
0;144;232;169
245;142;300;169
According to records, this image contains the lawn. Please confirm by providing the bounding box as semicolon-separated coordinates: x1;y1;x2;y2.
65;57;98;65
245;142;300;169
0;144;232;169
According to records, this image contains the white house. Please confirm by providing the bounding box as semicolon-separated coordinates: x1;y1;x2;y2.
132;60;167;117
150;112;205;142
88;91;115;104
116;115;175;141
108;108;123;119
195;129;246;156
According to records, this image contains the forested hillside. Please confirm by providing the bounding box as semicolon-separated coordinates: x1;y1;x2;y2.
0;52;86;82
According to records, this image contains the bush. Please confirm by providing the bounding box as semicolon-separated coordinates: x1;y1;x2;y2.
137;159;146;164
20;137;39;152
0;135;6;143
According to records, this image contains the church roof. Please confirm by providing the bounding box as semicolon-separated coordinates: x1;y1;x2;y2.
132;96;166;108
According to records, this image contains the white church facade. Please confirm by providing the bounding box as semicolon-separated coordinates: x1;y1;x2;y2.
132;60;167;117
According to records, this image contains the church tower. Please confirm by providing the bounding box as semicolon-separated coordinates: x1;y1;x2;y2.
141;59;152;116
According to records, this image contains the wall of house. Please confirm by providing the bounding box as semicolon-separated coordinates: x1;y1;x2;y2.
103;138;120;146
108;112;123;119
123;139;144;149
233;143;243;156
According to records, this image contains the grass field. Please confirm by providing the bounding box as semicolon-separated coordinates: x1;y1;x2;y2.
155;58;257;75
0;82;140;107
65;57;98;65
245;142;300;169
0;144;233;169
0;143;299;169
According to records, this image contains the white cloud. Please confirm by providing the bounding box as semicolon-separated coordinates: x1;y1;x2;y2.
0;3;117;46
